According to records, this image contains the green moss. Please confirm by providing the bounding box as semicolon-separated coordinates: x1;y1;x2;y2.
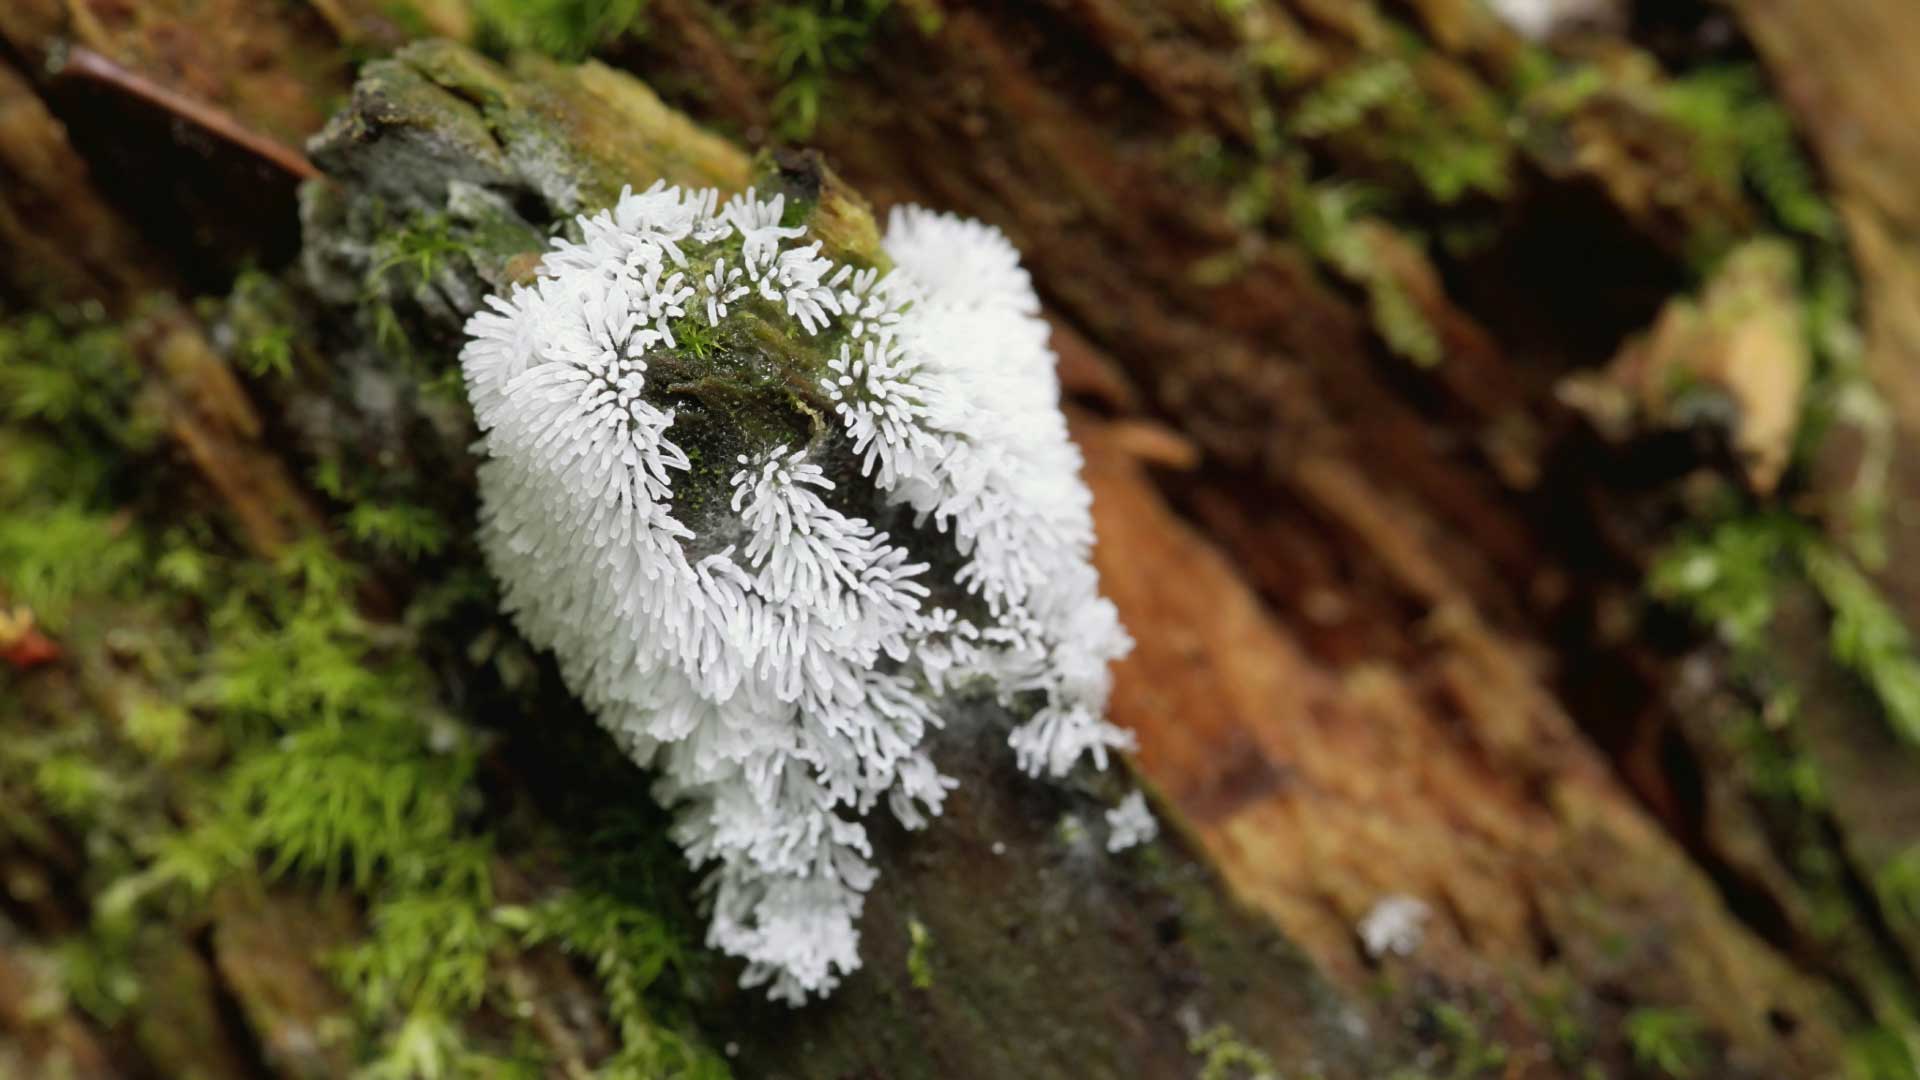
225;718;475;890
760;0;896;139
1652;508;1920;747
1289;182;1444;368
346;502;452;559
905;915;934;989
1844;1026;1920;1080
1624;1007;1709;1079
1287;43;1512;206
504;889;724;1079
1367;274;1443;369
32;752;121;821
0;306;145;433
336;881;502;1018
1649;514;1802;656
361;207;532;377
371;212;469;291
1397;131;1508;207
114;529;719;1074
0;504;146;629
1634;129;1920;1063
1797;258;1887;567
1426;1002;1508;1079
472;0;650;59
1803;543;1920;746
1525;982;1594;1070
1728;694;1828;810
55;932;144;1025
225;268;304;380
0;310;162;628
1190;1022;1282;1080
122;700;192;762
1876;847;1920;931
1;301;725;1075
1292;60;1411;139
1657;68;1836;244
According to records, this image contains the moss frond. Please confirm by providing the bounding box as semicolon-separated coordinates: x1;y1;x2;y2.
761;0;895;139
471;0;650;59
1625;1007;1709;1079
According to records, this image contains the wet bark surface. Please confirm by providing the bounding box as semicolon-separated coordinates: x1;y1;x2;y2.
3;1;1920;1076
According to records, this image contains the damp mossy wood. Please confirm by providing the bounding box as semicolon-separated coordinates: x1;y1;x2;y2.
6;2;1920;1078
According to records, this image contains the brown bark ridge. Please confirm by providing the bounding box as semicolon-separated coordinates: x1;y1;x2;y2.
4;0;1920;1076
1723;0;1920;1048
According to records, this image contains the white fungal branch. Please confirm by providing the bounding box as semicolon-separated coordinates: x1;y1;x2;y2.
462;181;1133;1003
1358;895;1432;959
1105;791;1159;852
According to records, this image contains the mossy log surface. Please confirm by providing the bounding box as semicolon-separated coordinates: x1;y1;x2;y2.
301;43;1390;1074
3;2;1920;1078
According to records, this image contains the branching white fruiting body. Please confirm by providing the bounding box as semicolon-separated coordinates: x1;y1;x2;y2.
461;182;1133;1003
1357;895;1431;959
1484;0;1616;40
1105;791;1158;852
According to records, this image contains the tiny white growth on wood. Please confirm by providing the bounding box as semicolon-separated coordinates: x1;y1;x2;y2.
461;181;1133;1003
1105;790;1158;852
1357;895;1431;959
1484;0;1619;41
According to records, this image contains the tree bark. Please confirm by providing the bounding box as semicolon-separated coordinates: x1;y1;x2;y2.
3;1;1919;1077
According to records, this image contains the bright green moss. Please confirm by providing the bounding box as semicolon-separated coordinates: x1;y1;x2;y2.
507;889;725;1079
905;915;934;990
357;204;544;390
1658;68;1836;244
1367;273;1443;369
1649;506;1920;1058
1397;131;1508;207
762;0;895;139
337;882;503;1017
1;302;725;1075
1289;182;1444;368
1649;514;1803;656
1287;46;1512;206
1651;512;1920;748
1804;544;1920;746
226;720;475;889
371;213;469;289
0;310;159;628
471;0;650;60
0;504;146;629
346;502;453;559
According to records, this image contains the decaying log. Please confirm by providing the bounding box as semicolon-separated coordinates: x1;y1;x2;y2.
5;1;1920;1076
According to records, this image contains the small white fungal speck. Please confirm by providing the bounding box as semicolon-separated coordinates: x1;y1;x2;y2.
1485;0;1618;40
461;182;1133;1004
1358;894;1431;959
991;841;1006;856
1104;791;1158;852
